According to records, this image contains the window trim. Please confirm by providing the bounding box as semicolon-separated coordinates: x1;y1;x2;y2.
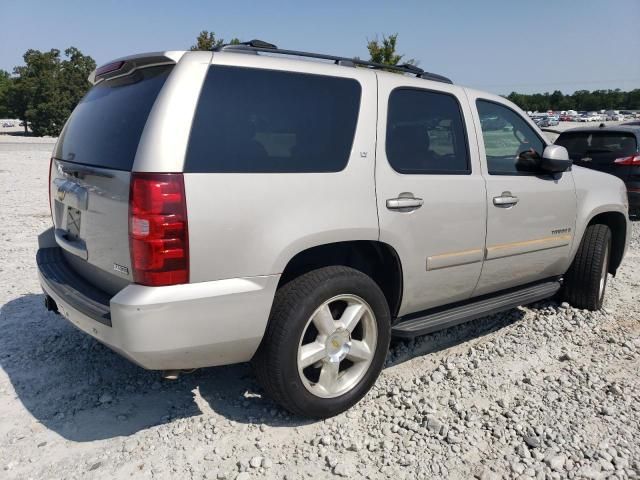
184;64;363;174
385;86;472;175
475;98;549;177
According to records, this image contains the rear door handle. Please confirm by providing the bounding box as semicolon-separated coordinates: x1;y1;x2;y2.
386;196;424;211
493;192;519;207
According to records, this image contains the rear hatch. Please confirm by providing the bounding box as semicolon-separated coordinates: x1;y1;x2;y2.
50;63;173;295
555;130;638;181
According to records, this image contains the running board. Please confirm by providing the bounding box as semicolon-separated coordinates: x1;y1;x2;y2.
392;280;561;338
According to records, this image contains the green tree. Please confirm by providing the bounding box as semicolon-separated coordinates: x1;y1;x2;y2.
190;31;240;50
7;47;95;136
59;47;96;113
0;70;11;118
367;33;414;67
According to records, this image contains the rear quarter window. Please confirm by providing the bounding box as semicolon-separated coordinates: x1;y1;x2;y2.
54;65;172;171
185;66;362;173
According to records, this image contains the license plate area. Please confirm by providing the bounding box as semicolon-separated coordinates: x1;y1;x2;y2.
66;207;82;240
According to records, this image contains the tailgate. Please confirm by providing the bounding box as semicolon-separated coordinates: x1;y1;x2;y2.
50;62;174;294
51;160;132;295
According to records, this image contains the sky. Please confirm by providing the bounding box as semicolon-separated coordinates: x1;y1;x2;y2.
1;0;639;95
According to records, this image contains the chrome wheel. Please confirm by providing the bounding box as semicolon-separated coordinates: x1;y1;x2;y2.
297;294;377;399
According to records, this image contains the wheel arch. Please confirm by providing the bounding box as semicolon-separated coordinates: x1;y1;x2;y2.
586;211;627;275
277;240;404;319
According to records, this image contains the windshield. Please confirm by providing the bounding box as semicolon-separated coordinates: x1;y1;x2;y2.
54;65;172;171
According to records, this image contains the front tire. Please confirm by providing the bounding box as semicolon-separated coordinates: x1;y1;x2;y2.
563;224;611;310
253;266;391;418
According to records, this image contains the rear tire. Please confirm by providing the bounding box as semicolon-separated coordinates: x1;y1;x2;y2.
563;224;611;310
253;266;391;418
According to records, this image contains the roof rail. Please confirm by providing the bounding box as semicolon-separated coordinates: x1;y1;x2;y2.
214;39;453;84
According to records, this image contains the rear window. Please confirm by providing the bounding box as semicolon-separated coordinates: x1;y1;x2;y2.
556;131;637;160
54;65;172;171
185;66;361;173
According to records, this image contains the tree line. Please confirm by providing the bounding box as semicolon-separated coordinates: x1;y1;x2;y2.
506;89;640;112
0;31;637;137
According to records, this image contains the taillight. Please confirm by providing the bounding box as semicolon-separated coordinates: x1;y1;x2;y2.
614;155;640;166
129;173;189;286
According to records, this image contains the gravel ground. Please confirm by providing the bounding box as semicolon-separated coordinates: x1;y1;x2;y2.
0;138;638;480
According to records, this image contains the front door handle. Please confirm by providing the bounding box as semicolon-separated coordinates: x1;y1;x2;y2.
386;196;424;211
493;192;519;207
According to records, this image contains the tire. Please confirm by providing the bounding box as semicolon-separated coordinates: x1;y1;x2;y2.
253;266;391;418
563;223;612;310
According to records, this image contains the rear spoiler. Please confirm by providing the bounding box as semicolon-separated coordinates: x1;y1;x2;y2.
88;51;186;85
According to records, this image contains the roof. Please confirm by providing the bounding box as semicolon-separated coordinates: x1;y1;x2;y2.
213;40;454;85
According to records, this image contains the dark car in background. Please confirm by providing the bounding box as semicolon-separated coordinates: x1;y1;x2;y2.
555;126;640;214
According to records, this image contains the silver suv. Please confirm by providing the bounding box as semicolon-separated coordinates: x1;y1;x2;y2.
37;41;631;418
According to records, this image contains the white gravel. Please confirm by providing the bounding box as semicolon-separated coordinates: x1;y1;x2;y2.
0;139;639;480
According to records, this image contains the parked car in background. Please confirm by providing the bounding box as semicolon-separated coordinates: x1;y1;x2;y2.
555;125;640;214
36;43;631;417
623;120;640;127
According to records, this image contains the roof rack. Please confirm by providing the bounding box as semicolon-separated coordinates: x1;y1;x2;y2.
213;39;453;84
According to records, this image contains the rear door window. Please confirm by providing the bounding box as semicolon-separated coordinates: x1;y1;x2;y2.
556;131;637;163
385;88;470;174
185;66;361;173
54;65;172;171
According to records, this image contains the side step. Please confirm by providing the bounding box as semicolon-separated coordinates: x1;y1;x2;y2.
392;280;561;338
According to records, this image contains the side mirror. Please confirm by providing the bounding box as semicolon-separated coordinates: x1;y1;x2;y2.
540;145;572;173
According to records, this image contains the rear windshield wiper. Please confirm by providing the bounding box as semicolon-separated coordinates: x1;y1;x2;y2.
583;148;614;154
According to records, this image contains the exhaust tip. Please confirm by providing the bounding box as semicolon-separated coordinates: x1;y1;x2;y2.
162;370;181;380
161;369;197;381
44;295;58;313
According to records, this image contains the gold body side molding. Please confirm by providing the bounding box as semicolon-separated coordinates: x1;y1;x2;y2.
426;248;484;271
426;234;572;270
485;234;572;260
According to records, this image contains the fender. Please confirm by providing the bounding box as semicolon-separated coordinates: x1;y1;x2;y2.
569;166;630;270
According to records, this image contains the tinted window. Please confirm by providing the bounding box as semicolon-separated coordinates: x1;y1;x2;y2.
556;131;637;162
185;66;361;173
476;100;545;175
386;89;469;174
54;65;172;171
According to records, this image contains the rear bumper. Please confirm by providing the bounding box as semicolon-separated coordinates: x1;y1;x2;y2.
37;246;279;370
